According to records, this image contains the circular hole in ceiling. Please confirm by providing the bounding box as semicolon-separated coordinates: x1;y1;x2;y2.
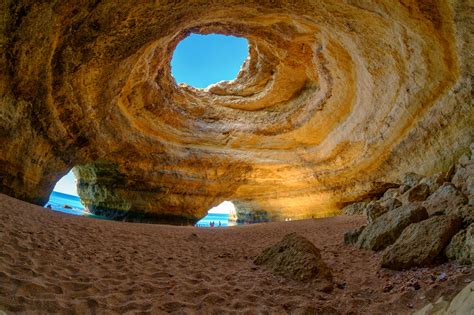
171;33;249;89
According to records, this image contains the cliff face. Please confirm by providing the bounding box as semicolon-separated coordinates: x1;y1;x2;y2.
0;0;472;222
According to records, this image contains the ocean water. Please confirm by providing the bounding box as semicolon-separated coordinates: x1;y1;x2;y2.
46;192;231;226
195;213;231;227
45;191;86;216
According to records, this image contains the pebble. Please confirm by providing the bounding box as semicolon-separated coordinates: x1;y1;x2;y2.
437;272;447;281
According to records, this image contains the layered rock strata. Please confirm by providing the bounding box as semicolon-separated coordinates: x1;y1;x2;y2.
1;1;472;222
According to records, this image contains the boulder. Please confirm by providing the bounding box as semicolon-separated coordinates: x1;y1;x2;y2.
254;233;332;283
399;184;411;195
452;151;474;196
457;153;471;166
422;183;467;216
365;201;388;223
344;225;366;245
342;201;368;215
403;172;425;188
446;281;474;315
414;281;474;315
380;198;402;212
419;173;446;194
381;215;462;270
399;183;430;204
445;223;474;265
447;204;474;227
381;188;400;201
444;164;456;182
413;297;450;315
356;204;428;251
452;159;474;209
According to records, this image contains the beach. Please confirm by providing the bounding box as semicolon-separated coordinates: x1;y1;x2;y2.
0;193;471;314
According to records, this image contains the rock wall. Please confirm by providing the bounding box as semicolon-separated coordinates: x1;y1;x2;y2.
0;0;472;222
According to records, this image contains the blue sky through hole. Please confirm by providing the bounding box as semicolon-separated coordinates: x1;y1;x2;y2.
53;171;78;196
171;34;249;88
53;35;248;212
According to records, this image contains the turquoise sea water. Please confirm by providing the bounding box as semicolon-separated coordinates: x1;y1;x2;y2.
45;191;86;216
195;213;231;227
46;191;231;227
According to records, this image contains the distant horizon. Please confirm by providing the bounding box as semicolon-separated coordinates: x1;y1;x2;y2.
51;190;79;197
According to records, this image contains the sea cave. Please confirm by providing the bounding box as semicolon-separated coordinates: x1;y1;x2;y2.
0;1;473;313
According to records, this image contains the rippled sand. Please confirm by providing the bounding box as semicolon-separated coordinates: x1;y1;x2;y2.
0;193;471;314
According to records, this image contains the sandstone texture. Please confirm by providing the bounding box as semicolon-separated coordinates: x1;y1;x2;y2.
365;201;389;223
423;183;468;216
342;201;368;216
381;215;461;270
380;198;402;212
356;204;428;251
452;153;474;206
344;225;366;245
345;145;474;269
254;233;332;284
450;205;474;227
399;183;431;204
445;223;474;265
0;1;473;222
414;281;474;315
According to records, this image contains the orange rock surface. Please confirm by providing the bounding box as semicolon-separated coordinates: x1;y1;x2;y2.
0;1;472;222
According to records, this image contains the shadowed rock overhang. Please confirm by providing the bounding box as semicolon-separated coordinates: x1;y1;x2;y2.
0;0;472;223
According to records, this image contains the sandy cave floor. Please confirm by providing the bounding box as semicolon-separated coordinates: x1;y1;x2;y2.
0;193;472;314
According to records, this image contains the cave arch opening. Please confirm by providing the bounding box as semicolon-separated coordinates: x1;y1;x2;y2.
45;169;86;216
170;33;249;88
195;200;237;227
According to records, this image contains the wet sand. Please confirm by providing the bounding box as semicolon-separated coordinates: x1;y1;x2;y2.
0;193;471;314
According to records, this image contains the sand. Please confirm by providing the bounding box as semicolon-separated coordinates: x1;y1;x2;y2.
0;193;471;314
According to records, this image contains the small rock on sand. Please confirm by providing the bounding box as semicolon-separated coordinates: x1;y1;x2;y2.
254;233;332;286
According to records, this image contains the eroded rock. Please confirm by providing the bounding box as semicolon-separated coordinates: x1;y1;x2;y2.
381;215;461;270
0;1;472;222
254;233;332;284
452;156;474;205
403;173;424;188
446;281;474;315
422;183;468;216
344;225;366;245
365;201;388;223
414;282;474;315
413;297;450;315
380;198;402;212
356;204;428;251
447;204;474;227
381;188;400;202
342;201;368;216
420;173;446;194
445;223;474;265
399;183;430;204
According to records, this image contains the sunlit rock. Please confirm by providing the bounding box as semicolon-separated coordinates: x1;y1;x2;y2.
0;1;473;223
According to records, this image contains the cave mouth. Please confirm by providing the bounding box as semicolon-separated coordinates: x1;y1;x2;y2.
170;33;249;89
195;200;237;227
45;170;86;216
